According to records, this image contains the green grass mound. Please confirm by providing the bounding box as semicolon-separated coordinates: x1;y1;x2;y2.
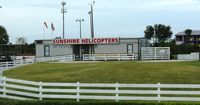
4;61;200;84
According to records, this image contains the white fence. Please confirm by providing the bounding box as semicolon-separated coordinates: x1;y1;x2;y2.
178;53;199;60
83;54;136;61
0;55;75;73
1;77;200;102
141;47;170;60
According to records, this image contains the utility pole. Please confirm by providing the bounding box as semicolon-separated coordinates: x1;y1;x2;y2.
89;1;95;38
61;1;67;39
88;1;95;54
76;19;84;39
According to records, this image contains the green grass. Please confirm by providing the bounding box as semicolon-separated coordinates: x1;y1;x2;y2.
3;61;200;84
2;98;200;105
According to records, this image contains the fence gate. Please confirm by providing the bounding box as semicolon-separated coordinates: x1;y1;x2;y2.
141;47;170;60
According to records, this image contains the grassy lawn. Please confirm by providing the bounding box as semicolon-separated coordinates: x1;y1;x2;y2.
2;98;200;105
3;61;200;84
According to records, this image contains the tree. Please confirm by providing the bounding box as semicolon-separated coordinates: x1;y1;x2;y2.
144;26;154;39
184;29;192;45
23;43;35;55
144;24;173;47
0;26;9;44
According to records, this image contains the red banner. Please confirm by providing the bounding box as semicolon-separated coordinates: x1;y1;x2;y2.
53;38;120;44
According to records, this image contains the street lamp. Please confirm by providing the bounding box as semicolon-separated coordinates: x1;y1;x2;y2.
76;19;84;39
61;1;67;39
88;1;95;38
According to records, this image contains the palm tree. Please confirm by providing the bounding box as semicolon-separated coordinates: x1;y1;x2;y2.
0;25;9;44
184;29;192;45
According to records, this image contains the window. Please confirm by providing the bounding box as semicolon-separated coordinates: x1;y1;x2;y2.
44;45;50;57
176;36;183;41
127;44;133;54
190;37;194;41
35;40;43;44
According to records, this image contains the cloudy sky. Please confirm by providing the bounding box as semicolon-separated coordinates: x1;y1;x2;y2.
0;0;200;43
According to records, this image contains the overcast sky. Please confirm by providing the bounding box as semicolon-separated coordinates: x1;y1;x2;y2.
0;0;200;43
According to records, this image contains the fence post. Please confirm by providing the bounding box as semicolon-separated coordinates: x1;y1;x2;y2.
2;77;6;98
32;58;35;64
63;55;67;61
118;54;121;61
132;54;135;61
93;54;96;61
155;48;157;60
21;60;23;65
157;83;161;102
48;57;51;61
13;60;16;67
42;58;45;62
26;59;28;64
83;55;85;61
76;82;80;102
115;82;119;102
6;62;8;69
39;81;43;101
105;54;107;61
73;55;75;61
35;58;38;62
141;47;143;60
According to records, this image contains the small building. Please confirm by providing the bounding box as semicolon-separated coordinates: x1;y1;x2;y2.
175;30;200;46
35;37;149;60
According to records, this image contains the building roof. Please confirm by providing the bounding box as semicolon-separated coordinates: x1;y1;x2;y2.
176;30;200;36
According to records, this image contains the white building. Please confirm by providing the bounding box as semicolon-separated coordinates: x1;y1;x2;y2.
35;37;149;60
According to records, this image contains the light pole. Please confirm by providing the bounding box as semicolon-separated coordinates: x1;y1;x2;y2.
76;19;84;39
88;1;95;38
88;1;95;54
61;1;67;39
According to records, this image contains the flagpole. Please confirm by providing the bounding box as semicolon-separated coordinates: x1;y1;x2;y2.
43;24;45;40
51;29;53;40
51;22;55;40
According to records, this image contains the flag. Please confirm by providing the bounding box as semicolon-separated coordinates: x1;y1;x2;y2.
51;22;55;31
44;22;48;29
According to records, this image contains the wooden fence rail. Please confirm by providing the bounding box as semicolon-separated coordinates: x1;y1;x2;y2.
1;77;200;102
0;55;75;72
83;54;136;61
